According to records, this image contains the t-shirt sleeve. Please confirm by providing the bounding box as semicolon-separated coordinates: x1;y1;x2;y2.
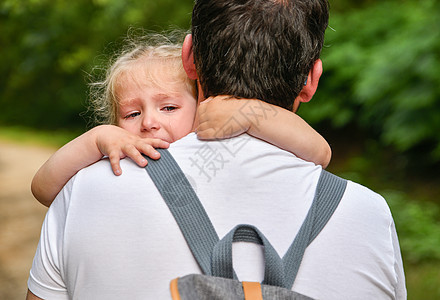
390;220;407;299
27;177;75;299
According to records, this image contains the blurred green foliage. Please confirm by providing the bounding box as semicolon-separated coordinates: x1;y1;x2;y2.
385;190;440;264
304;0;440;163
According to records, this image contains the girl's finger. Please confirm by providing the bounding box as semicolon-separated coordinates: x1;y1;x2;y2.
196;127;217;140
108;151;123;176
139;144;161;160
143;138;169;149
123;144;149;167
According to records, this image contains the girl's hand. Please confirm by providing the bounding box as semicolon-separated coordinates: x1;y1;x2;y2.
196;96;252;140
93;125;169;175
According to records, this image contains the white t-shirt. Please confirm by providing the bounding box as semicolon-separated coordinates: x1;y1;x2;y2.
28;133;406;299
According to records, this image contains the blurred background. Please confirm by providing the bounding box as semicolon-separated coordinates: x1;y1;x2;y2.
0;0;439;298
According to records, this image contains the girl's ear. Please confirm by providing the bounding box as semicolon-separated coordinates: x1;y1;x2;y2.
296;59;323;103
182;34;198;80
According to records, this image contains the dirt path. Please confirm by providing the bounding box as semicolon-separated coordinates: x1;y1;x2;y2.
0;140;55;300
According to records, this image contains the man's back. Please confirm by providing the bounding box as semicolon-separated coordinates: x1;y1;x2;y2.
28;133;406;299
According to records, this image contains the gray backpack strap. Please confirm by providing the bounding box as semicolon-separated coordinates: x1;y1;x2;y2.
144;149;346;289
143;149;218;275
282;170;347;289
211;224;286;287
210;171;347;289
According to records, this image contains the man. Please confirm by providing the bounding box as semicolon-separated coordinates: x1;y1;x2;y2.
27;0;406;299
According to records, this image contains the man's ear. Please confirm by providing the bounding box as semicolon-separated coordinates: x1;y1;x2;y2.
182;34;198;80
296;59;323;103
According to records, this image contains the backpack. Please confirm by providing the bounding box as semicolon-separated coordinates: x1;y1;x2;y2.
144;149;347;300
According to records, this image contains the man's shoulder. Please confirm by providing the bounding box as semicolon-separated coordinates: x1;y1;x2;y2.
344;179;386;202
72;157;147;188
79;157;140;174
339;177;392;220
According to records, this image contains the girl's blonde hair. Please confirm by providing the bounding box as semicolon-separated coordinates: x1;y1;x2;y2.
88;30;196;126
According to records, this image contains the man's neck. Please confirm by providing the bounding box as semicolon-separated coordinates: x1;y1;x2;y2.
191;82;206;131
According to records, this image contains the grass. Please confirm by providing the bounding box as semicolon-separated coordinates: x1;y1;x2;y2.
406;262;440;299
0;126;80;148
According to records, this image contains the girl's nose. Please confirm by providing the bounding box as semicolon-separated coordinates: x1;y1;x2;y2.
141;113;160;132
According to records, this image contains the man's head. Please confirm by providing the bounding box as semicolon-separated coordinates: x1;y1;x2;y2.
183;0;329;111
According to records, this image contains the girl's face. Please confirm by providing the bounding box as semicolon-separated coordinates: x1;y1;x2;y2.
116;62;197;143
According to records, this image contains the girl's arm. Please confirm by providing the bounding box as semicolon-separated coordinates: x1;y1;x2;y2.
31;125;169;207
196;96;331;168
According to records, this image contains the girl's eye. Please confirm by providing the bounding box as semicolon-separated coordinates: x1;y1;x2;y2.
124;112;140;119
162;106;178;112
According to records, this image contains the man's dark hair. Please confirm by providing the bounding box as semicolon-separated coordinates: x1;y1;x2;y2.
192;0;329;111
